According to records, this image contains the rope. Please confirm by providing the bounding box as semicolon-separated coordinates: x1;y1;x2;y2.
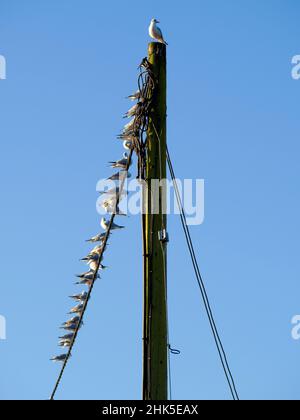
152;122;240;401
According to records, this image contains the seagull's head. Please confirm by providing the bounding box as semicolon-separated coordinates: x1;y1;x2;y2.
151;18;160;24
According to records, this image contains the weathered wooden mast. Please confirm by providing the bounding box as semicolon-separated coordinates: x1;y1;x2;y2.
142;42;168;401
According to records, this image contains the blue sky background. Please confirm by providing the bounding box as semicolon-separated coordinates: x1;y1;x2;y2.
0;0;300;400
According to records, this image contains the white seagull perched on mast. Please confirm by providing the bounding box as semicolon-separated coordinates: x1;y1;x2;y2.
149;18;168;45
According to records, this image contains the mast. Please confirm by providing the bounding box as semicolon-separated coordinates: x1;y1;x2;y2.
142;42;168;401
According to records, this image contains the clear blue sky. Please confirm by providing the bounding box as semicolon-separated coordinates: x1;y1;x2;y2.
0;0;300;400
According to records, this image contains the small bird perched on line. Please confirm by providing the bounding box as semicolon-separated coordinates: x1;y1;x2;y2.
69;291;88;302
122;119;135;134
58;339;72;348
85;233;106;243
123;140;133;151
102;200;126;216
68;303;84;315
76;269;98;280
60;321;83;331
106;171;131;182
109;153;131;170
101;217;124;231
123;103;140;119
50;354;69;362
75;278;95;287
149;18;168;45
61;316;80;327
59;333;74;341
127;90;141;101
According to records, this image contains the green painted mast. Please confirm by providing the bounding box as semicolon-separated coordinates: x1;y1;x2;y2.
143;42;168;400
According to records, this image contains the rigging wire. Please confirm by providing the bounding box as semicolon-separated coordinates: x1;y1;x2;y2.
152;122;240;401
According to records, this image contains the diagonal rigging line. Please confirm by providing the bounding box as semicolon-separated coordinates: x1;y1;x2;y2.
152;122;239;400
167;147;240;401
49;150;133;400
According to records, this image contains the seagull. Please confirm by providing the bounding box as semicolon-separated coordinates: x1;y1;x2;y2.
99;186;126;198
127;90;141;101
89;246;107;260
59;333;75;340
106;171;131;181
81;253;100;263
76;270;98;280
109;159;128;170
123;103;140;118
102;200;126;216
109;153;131;169
89;260;100;271
120;129;136;138
117;133;137;141
80;254;102;272
75;278;95;286
61;316;80;327
58;339;72;347
69;291;89;302
90;244;106;255
101;217;124;231
85;233;106;243
149;19;168;45
123;119;135;134
68;303;84;315
50;354;69;362
60;322;83;331
101;195;117;205
123;140;133;150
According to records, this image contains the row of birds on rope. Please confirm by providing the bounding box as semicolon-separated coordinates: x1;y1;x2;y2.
50;59;155;363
